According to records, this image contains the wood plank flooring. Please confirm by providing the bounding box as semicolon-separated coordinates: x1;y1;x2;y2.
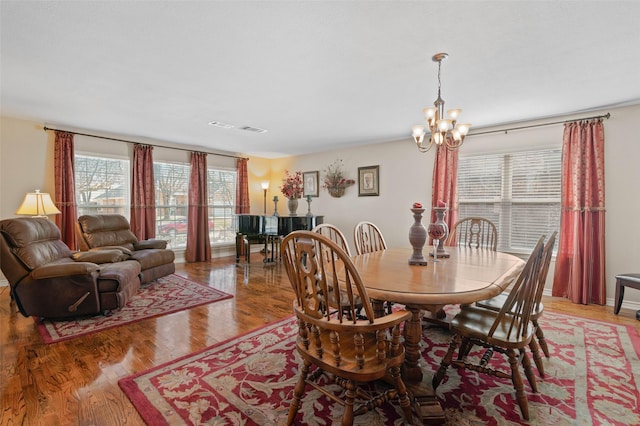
1;253;638;425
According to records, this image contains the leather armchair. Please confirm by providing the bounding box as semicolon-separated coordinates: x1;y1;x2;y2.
0;217;141;319
76;214;175;284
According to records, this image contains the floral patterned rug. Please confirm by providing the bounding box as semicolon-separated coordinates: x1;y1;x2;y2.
119;311;640;425
35;274;233;343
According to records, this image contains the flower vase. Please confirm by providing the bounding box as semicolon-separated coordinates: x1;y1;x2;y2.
408;207;428;266
430;207;450;258
287;198;299;216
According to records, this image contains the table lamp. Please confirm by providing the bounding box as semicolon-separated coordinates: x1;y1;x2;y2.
16;190;61;217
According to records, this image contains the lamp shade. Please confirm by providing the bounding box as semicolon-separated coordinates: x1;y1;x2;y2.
16;190;61;217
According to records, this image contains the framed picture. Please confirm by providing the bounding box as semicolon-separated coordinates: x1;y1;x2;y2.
303;171;319;197
358;165;379;196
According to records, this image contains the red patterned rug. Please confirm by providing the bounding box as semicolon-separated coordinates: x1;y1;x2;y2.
119;311;640;425
36;274;233;343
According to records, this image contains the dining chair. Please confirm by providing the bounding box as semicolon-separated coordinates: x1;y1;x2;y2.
446;217;498;251
475;232;557;377
312;223;352;255
312;223;362;317
432;235;546;421
353;221;393;314
281;231;414;425
353;221;387;255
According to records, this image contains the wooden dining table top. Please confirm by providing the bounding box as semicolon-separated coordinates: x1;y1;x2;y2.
351;246;525;307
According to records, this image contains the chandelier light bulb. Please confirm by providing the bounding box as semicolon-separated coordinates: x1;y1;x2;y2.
412;125;426;144
423;107;436;120
437;119;452;132
447;109;461;121
457;123;471;136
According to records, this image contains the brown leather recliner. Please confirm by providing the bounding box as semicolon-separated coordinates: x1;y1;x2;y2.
76;214;175;284
0;217;141;319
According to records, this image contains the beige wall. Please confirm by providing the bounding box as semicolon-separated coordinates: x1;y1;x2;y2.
2;105;639;310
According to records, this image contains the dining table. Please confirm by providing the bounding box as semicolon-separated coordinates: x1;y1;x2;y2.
351;246;525;424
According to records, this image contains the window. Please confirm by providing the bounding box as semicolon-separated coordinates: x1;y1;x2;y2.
154;162;190;249
208;168;237;244
457;148;561;254
75;154;130;217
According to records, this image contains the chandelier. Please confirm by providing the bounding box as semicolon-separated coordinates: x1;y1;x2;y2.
411;53;471;153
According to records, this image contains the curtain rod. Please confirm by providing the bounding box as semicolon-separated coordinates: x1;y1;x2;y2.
468;112;611;137
42;126;248;160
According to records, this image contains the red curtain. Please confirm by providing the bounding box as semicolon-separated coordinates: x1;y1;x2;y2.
431;144;459;244
130;144;156;240
186;152;211;262
236;157;250;214
54;131;78;249
552;119;606;305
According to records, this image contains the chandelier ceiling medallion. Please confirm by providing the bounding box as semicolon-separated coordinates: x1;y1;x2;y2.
411;53;471;153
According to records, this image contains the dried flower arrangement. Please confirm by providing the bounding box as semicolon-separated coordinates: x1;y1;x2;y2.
322;159;354;197
280;170;303;199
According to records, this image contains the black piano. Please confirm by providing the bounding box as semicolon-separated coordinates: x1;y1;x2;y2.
235;214;324;263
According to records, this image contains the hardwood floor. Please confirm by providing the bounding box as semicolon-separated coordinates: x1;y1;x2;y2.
1;253;638;425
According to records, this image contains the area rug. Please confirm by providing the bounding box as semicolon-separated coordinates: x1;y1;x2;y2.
119;311;640;425
36;274;233;344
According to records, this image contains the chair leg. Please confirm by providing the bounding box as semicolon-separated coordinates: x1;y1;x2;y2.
287;360;310;425
507;349;530;420
614;280;624;314
433;334;460;389
520;348;538;393
528;336;545;378
458;336;475;359
533;319;550;358
342;381;356;426
389;365;414;424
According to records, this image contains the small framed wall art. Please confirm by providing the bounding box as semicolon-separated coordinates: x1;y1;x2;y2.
303;171;319;197
358;165;379;196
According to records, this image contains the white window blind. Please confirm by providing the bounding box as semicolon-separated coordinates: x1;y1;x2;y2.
457;148;561;254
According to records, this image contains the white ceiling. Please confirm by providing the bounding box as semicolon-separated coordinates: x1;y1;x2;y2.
2;1;639;158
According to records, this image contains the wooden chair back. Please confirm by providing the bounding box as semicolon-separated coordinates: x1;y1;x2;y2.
489;235;545;340
312;223;351;256
533;232;557;312
353;221;387;255
447;217;498;251
281;230;414;424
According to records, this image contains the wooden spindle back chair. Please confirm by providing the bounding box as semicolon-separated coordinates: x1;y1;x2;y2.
281;231;413;425
432;235;546;420
475;232;557;376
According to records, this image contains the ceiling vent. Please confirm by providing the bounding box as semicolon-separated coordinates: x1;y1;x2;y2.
239;126;268;134
208;121;234;129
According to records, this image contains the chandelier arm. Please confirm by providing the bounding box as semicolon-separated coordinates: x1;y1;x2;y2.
416;137;435;153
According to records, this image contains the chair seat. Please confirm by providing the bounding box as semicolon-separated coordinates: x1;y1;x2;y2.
295;326;405;381
452;305;535;349
476;292;544;318
616;273;640;284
